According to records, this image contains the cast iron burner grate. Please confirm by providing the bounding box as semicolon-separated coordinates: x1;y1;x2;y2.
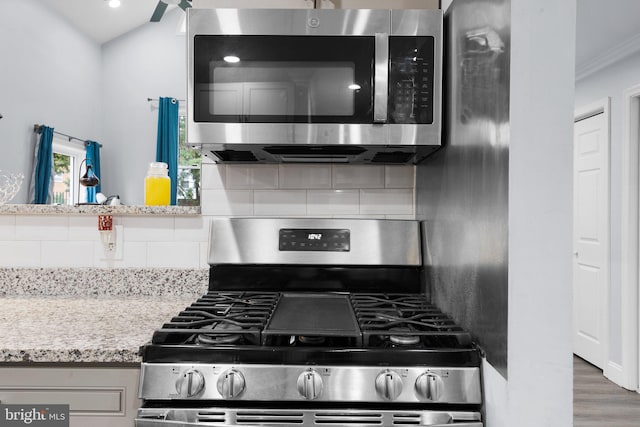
151;292;280;345
350;294;472;348
149;292;471;349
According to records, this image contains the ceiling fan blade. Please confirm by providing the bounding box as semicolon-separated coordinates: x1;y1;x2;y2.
150;1;168;22
177;0;192;11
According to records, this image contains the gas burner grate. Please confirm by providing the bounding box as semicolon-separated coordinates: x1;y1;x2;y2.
350;293;472;348
151;292;280;345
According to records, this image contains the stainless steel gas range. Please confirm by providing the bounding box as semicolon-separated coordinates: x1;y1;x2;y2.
136;218;483;427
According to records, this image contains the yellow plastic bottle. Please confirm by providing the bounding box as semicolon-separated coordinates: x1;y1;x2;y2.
144;162;171;206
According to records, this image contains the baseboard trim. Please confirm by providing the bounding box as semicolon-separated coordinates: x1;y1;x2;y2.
604;361;626;389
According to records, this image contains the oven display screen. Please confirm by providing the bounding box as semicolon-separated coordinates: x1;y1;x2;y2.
279;229;350;252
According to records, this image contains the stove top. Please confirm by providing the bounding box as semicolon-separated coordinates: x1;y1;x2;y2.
150;291;471;349
141;291;478;367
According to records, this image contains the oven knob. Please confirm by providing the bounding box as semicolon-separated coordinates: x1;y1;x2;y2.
415;372;443;401
375;370;403;401
297;369;323;400
176;369;205;398
217;369;246;399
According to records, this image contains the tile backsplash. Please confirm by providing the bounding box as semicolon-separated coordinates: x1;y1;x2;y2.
0;164;415;269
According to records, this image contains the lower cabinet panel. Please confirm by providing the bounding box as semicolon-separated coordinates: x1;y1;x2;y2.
0;367;140;427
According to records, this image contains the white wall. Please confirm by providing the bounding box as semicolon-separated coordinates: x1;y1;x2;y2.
497;1;575;426
574;49;640;367
101;8;186;205
0;0;102;203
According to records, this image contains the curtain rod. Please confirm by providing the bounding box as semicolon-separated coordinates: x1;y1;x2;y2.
33;124;103;148
147;97;186;103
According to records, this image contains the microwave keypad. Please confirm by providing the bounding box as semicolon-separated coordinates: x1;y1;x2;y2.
388;36;435;125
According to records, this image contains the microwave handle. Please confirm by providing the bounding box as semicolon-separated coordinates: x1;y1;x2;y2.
374;32;389;123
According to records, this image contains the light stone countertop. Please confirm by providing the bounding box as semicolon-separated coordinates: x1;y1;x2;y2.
0;296;196;363
0;204;200;215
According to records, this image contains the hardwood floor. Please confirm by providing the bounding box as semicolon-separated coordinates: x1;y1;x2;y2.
574;355;640;426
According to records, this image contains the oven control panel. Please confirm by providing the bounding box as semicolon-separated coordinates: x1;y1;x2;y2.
279;229;350;252
140;363;481;404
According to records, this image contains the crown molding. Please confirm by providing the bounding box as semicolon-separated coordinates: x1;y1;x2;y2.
576;32;640;81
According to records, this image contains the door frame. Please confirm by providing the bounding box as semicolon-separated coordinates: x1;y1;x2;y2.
574;97;611;379
621;85;640;392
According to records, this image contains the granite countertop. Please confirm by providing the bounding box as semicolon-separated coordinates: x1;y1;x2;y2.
0;204;200;216
0;296;196;364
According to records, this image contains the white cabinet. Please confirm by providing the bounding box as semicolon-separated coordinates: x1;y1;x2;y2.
0;367;140;427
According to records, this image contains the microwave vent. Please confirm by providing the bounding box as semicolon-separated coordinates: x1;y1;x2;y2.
264;146;366;156
371;152;415;164
212;150;258;162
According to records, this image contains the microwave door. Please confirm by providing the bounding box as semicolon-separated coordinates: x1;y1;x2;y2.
374;33;389;124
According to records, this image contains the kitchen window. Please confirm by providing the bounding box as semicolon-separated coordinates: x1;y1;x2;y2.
177;114;201;206
52;137;86;205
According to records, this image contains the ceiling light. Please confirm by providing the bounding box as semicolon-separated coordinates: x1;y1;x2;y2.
224;56;240;63
108;0;121;8
348;84;361;90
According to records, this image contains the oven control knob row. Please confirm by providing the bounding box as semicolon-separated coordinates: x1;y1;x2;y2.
375;370;403;401
217;369;246;399
297;369;323;400
176;369;205;398
415;372;443;401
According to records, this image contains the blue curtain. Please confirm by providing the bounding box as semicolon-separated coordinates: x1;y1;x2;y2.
85;141;102;203
156;97;179;205
29;126;54;204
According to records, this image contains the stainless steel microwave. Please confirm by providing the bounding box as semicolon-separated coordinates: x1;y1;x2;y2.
187;8;442;164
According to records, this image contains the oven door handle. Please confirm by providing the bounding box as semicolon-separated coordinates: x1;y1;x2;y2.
135;420;483;427
374;32;389;123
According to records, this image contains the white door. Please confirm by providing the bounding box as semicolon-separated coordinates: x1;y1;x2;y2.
573;112;609;369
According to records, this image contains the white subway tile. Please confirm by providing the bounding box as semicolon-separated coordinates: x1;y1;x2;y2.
226;165;279;189
360;189;414;215
201;189;254;215
201;164;227;189
119;217;175;242
199;242;209;268
332;165;384;189
67;216;100;241
307;190;359;215
254;190;306;216
41;241;94;267
279;165;331;189
0;215;16;240
94;241;148;268
175;216;209;242
385;165;415;188
0;241;41;267
147;241;201;268
15;215;69;241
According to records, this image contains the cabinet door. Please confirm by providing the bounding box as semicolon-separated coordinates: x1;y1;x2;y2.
0;367;140;427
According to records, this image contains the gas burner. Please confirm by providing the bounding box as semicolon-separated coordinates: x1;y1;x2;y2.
296;336;326;345
196;333;242;345
194;321;245;346
388;328;421;346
